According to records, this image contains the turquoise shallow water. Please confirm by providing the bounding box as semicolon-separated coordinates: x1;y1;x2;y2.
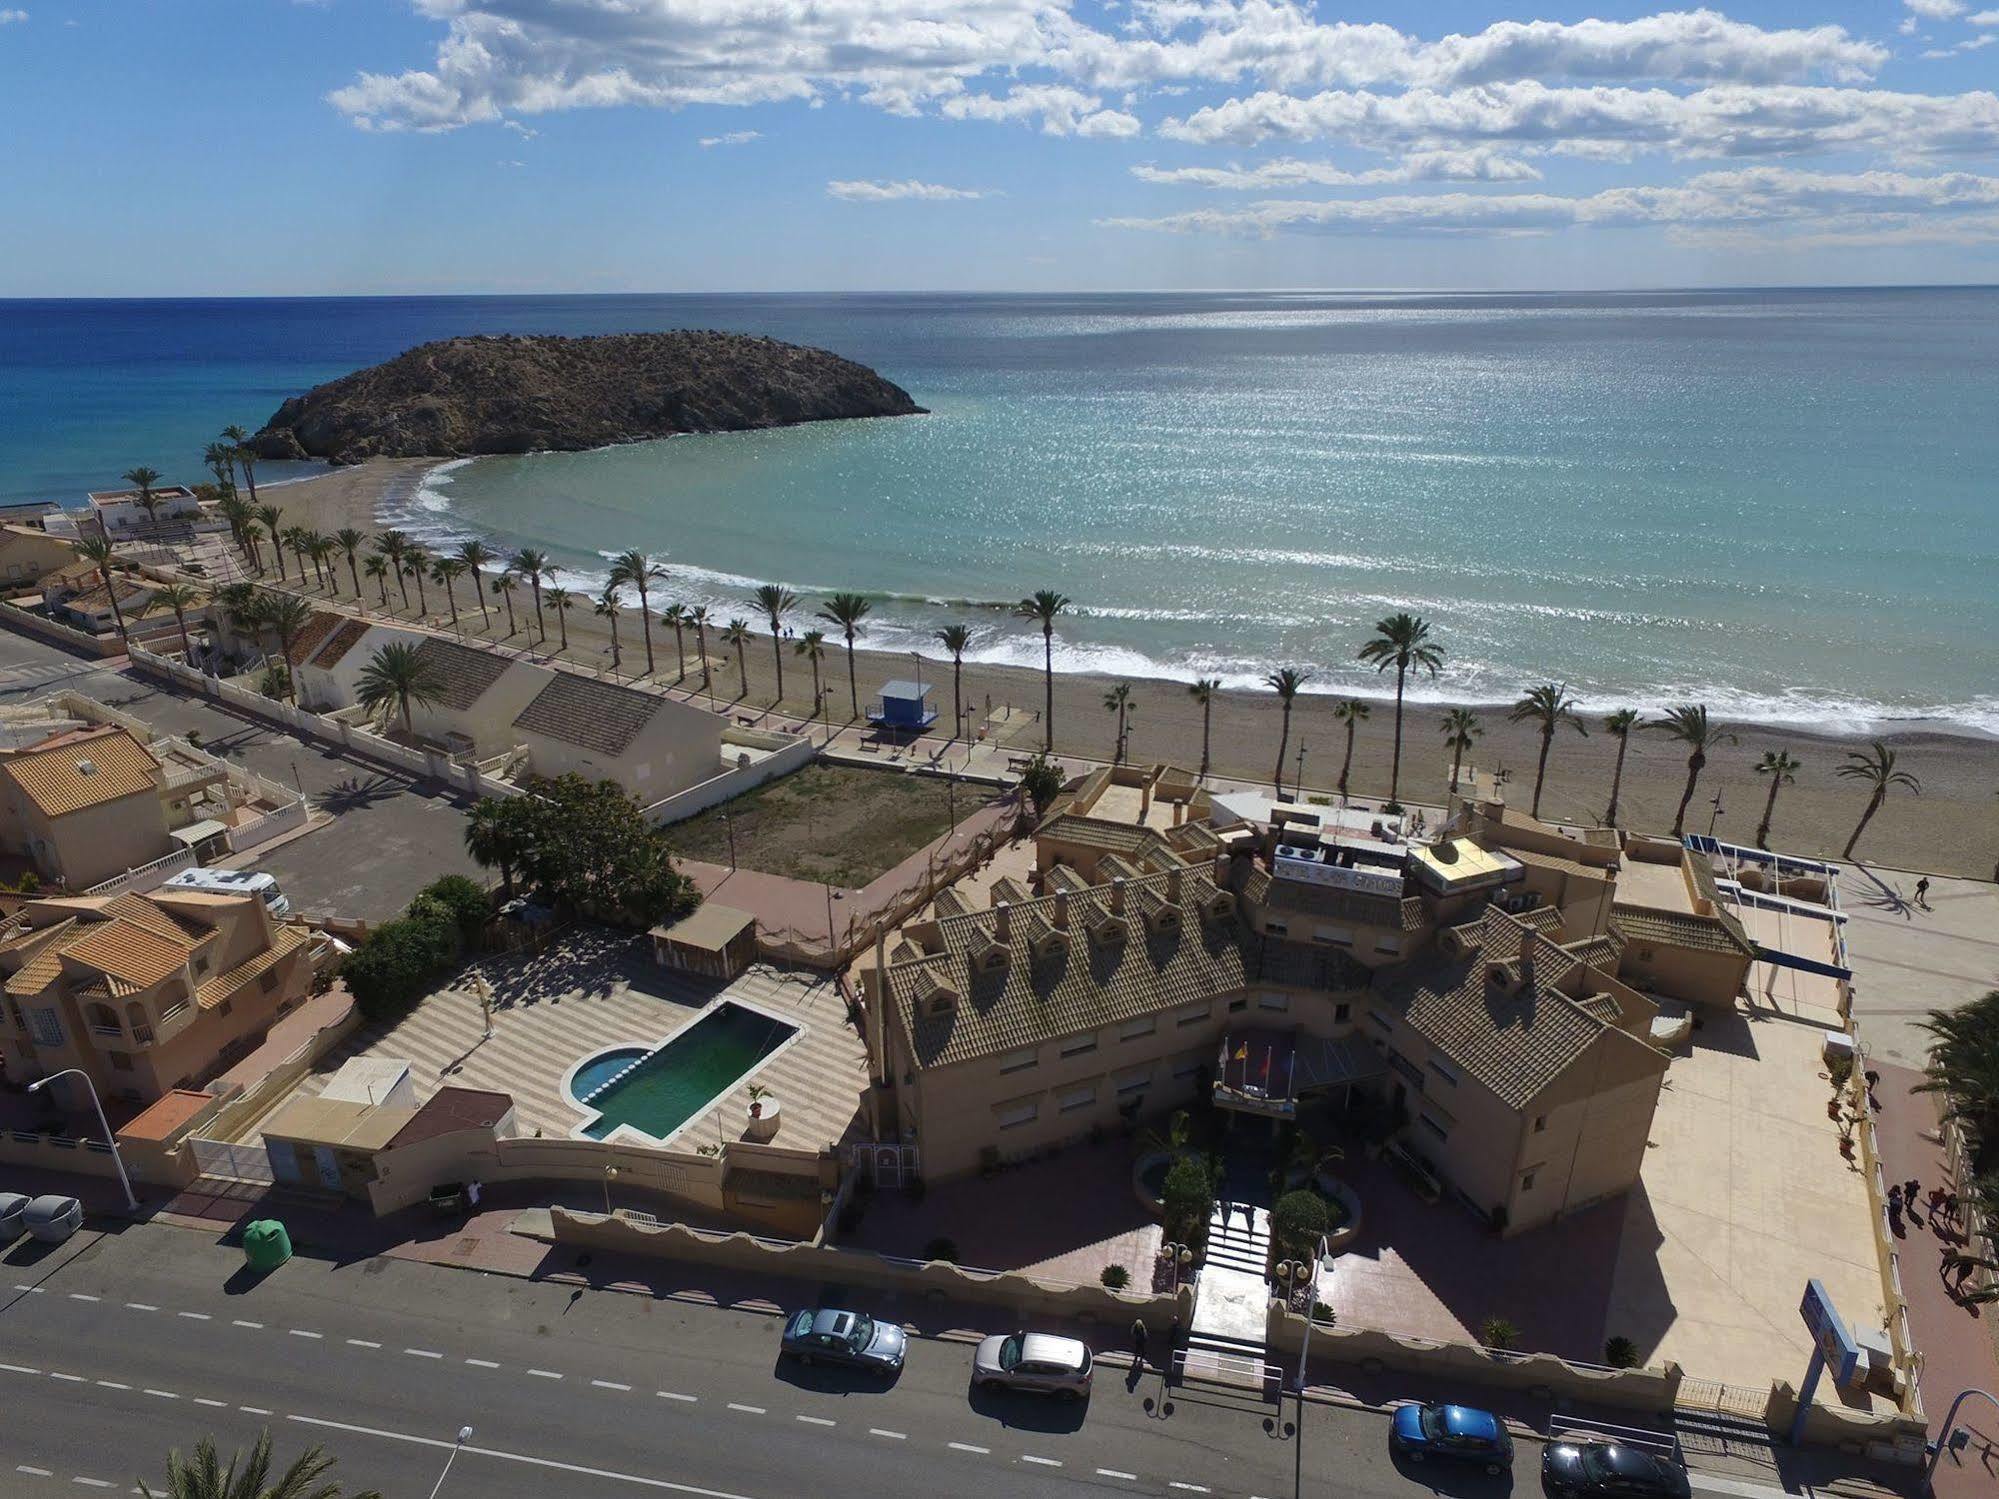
6;290;1996;732
577;1004;797;1144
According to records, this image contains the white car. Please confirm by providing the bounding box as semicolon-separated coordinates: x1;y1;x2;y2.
971;1332;1094;1398
0;1191;29;1241
23;1195;81;1243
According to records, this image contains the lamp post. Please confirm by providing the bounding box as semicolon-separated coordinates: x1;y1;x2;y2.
1923;1389;1999;1493
427;1426;475;1499
1295;1235;1330;1393
1707;789;1726;838
28;1069;134;1211
602;1165;618;1217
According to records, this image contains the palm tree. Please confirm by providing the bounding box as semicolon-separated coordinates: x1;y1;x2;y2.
313;534;343;592
1265;667;1310;798
688;605;713;689
661;603;689;680
595;583;625;670
362;554;390;607
456;538;496;625
1332;698;1371;797
122;465;164;529
429;555;467;627
260;590;314;701
1186;677;1220;781
1647;704;1737;837
1836;741;1921;861
1509;684;1587;820
335;528;366;595
219;423;250;475
1752;749;1802;849
401;544;430;615
545;584;574;652
796;629;829;718
356;640;445;737
374;530;412;609
1357;612;1443;810
1440;706;1481;794
152;581;201;660
143;1429;382;1499
75;536;129;638
509;547;550;641
753;583;797;703
722;618;752;698
1103;682;1136;764
202;441;237;491
1013;590;1071;752
218;492;258;569
607;550;668;675
255;504;285;581
1600;709;1642;827
938;624;972;745
491;571;519;635
279;526;313;587
227;428;260;508
818;592;872;720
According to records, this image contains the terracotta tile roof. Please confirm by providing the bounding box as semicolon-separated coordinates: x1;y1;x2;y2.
413;639;512;710
102;891;210;945
309;616;371;670
62;917;192;994
1562;933;1626;971
66;577;154;613
1256;872;1430;932
196;923;306;1010
1685;858;1756;952
1037;814;1171;858
385;1086;515;1149
6;936;71;995
1506;845;1618;882
512;673;670;757
1609;904;1756;958
0;728;160;817
282;610;344;667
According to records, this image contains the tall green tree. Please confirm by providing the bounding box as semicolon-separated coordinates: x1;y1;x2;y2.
1600;709;1642;827
688;605;713;690
662;603;689;680
607;550;668;675
356;640;445;736
141;1429;381;1499
1103;682;1136;764
218;492;258;570
754;583;797;702
456;538;496;625
490;571;519;635
1265;667;1310;798
596;583;625;670
937;624;972;745
226;428;260;508
1013;590;1071;753
152;581;202;661
1509;683;1587;820
202;441;237;492
429;555;467;627
1836;741;1921;861
373;530;412;609
818;592;872;720
122;465;164;528
75;536;130;638
1188;677;1221;781
1357;612;1443;810
1440;706;1481;794
1753;748;1801;850
796;628;829;718
722;618;752;698
545;584;574;652
1647;704;1737;837
334;528;366;595
259;590;314;702
509;547;551;641
1332;698;1370;797
401;544;430;615
254;505;285;581
362;554;390;607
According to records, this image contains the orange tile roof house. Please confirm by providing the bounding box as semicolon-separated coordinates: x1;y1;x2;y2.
0;726;179;889
0;886;316;1110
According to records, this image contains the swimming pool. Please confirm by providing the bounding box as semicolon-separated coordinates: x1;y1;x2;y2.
565;1001;801;1146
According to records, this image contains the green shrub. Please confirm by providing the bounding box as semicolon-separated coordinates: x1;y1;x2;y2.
1603;1335;1640;1369
1100;1265;1130;1290
416;874;491;944
1311;1301;1336;1325
1160;1155;1213;1248
342;905;461;1021
1271;1189;1332;1264
924;1237;960;1264
1480;1316;1520;1351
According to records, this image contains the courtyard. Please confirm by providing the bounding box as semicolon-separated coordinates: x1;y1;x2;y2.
271;930;871;1156
667;763;999;889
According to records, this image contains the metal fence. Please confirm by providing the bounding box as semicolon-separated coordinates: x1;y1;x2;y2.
188;1135;276;1185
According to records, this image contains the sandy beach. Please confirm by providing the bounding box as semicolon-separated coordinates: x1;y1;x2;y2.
267;460;1999;880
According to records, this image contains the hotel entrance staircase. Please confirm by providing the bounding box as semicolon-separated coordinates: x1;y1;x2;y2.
1182;1156;1278;1393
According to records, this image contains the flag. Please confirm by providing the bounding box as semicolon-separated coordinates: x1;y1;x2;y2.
1232;1043;1248;1061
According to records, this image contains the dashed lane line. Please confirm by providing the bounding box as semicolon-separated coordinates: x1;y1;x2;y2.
1021;1455;1062;1467
142;1389;179;1401
177;1311;211;1321
657;1391;697;1403
869;1429;906;1441
347;1339;382;1350
287;1329;323;1340
948;1442;991;1455
1168;1485;1211;1494
726;1403;766;1415
231;1320;263;1330
125;1304;158;1313
592;1380;633;1392
526;1369;563;1381
795;1415;835;1428
1097;1469;1138;1481
194;1398;228;1408
73;1478;114;1489
95;1382;128;1392
48;1373;85;1384
66;1294;99;1303
16;1465;51;1477
239;1407;272;1417
404;1349;444;1360
465;1358;500;1369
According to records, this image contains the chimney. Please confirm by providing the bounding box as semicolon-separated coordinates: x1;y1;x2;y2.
1110;878;1126;915
869;932;890;1086
1053;889;1070;930
1166;867;1184;906
1519;934;1538;993
994;901;1012;944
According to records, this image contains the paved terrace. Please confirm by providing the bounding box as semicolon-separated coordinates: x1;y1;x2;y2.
277;933;870;1154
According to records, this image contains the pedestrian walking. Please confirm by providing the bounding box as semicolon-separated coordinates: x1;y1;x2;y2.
1906;1178;1923;1212
1914;877;1930;908
1888;1184;1905;1235
1131;1317;1149;1368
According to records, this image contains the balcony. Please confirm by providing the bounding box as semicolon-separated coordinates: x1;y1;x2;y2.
131;1024;155;1046
88;1024;123;1041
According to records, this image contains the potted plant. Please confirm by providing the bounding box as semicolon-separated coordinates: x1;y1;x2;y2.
747;1083;769;1120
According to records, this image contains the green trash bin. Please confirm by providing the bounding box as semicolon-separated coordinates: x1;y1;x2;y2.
243;1219;291;1273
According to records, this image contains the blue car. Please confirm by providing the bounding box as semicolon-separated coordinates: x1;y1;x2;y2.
1391;1403;1515;1474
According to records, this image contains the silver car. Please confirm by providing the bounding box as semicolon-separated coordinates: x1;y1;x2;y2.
972;1332;1093;1398
23;1195;81;1244
0;1192;28;1241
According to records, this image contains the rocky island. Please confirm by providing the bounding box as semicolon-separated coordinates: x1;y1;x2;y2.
251;331;924;463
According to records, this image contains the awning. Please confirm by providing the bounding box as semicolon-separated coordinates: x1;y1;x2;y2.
169;819;230;849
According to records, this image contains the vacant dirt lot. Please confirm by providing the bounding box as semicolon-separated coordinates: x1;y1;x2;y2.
667;764;998;888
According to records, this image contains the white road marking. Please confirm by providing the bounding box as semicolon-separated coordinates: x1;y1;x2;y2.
49;1373;85;1383
239;1407;272;1416
347;1339;382;1349
657;1391;697;1403
1168;1485;1210;1493
948;1442;991;1455
142;1389;179;1400
1021;1455;1062;1467
288;1329;322;1340
231;1319;263;1329
16;1465;51;1477
287;1413;759;1498
592;1379;632;1391
1;1362;44;1375
14;1285;44;1294
868;1429;906;1440
194;1398;228;1408
465;1358;500;1369
176;1311;211;1321
795;1415;835;1427
1097;1469;1138;1481
527;1368;563;1380
95;1381;129;1391
726;1403;766;1415
73;1479;114;1489
67;1294;99;1303
404;1348;444;1359
125;1304;158;1313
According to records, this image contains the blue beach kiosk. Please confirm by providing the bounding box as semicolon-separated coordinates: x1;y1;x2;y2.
867;679;938;734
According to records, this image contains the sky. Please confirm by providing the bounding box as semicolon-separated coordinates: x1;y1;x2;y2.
2;1;1997;294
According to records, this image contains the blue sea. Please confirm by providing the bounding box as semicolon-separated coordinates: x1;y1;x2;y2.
2;289;1994;735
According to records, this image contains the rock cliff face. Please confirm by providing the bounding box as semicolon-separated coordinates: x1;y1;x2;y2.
251;331;924;463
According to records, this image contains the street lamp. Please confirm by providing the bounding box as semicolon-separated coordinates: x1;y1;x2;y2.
28;1069;134;1211
427;1426;475;1499
1295;1235;1330;1394
602;1165;618;1217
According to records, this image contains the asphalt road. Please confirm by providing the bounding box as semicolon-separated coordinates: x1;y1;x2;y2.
0;1225;1506;1499
0;630;484;922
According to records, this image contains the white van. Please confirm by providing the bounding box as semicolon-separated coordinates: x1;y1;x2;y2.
161;867;291;917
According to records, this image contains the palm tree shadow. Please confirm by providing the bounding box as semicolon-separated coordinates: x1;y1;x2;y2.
318;774;401;815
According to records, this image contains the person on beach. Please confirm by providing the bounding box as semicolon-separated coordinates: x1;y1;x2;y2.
1914;877;1931;909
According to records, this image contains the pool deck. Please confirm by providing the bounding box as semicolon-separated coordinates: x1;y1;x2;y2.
282;933;871;1157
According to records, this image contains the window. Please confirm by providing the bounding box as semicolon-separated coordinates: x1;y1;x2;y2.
1366;1010;1392;1034
1265;921;1288;937
217;1000;233;1018
1115;1065;1152;1095
1520;1169;1539;1192
994;1096;1040;1130
1256;992;1290;1012
1387;1050;1425;1092
1119;1016;1157;1042
1176;1003;1210;1028
1226;996;1247;1013
998;1047;1038;1075
1428;1059;1460;1088
259;969;279;994
1373;939;1401;956
109;1052;133;1073
1059;1034;1098;1059
1532;1114;1547;1134
1058;1083;1097;1114
1419;1113;1450;1142
1313;927;1352;947
1171;1053;1205;1081
193;956;209;975
27;1007;62;1048
1334;1003;1351;1023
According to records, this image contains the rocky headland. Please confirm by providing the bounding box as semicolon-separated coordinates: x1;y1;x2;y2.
251;331;925;463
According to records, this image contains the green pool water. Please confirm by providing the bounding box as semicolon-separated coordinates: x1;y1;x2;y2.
577;1002;798;1144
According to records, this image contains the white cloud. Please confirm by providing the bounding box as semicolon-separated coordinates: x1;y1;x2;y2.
826;178;992;201
0;9;27;23
1904;0;1966;18
1972;9;1999;23
1923;34;1998;55
1900;18;1921;34
699;129;763;147
1132;146;1541;189
940;84;1140;137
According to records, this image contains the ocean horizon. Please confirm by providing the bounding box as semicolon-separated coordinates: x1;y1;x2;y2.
3;288;1995;737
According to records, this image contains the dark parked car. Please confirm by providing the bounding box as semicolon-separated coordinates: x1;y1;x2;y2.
1390;1403;1515;1474
780;1308;906;1375
1542;1441;1691;1499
